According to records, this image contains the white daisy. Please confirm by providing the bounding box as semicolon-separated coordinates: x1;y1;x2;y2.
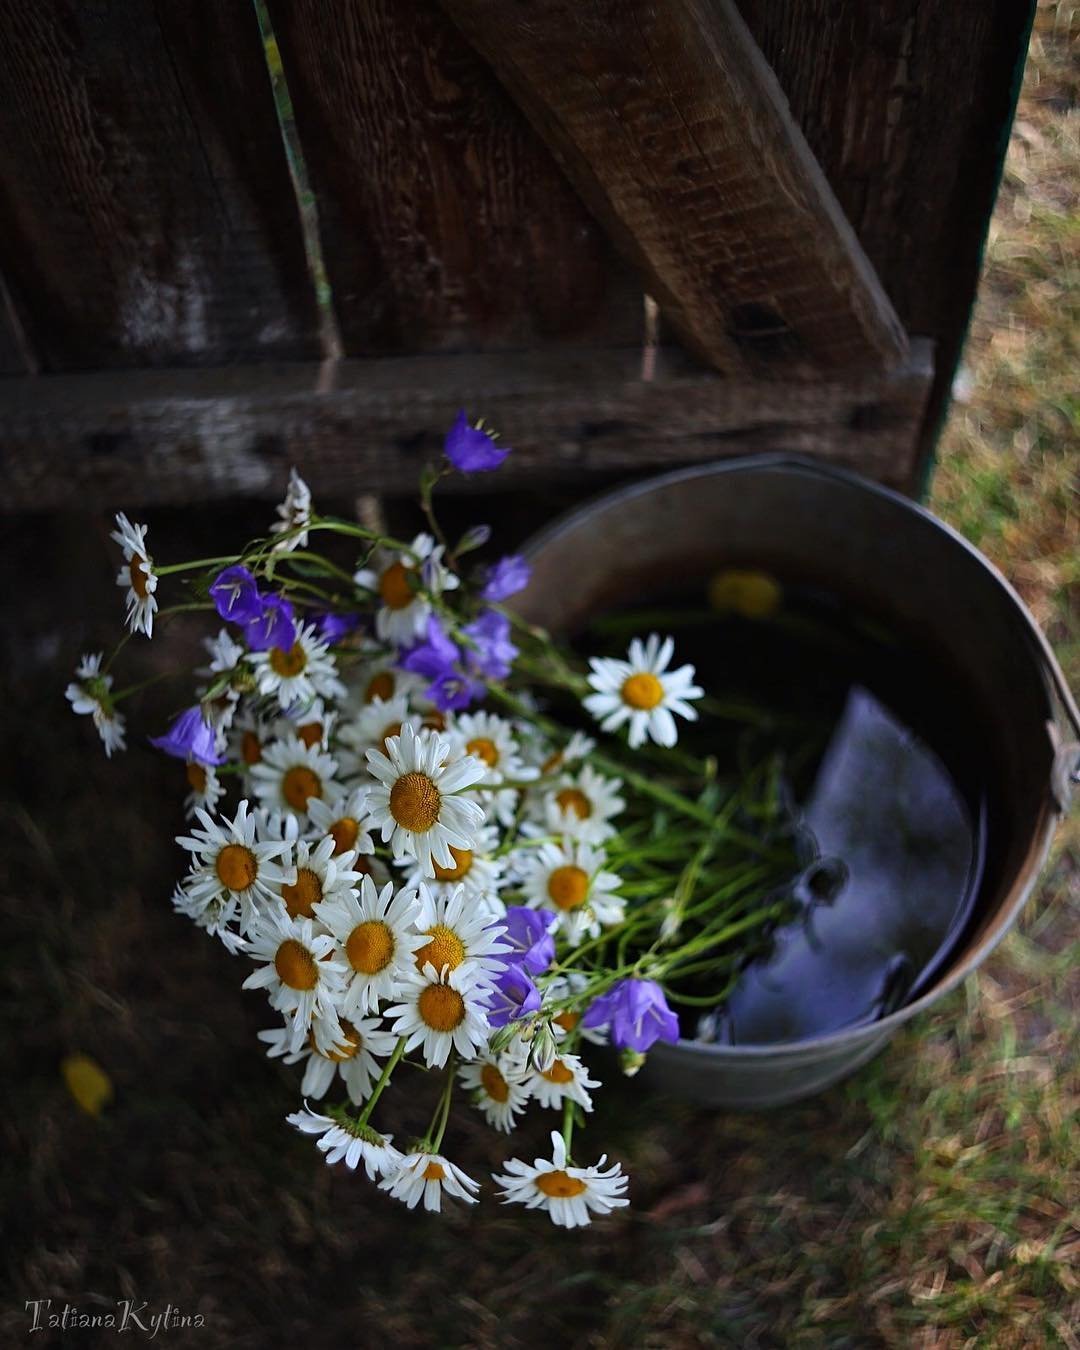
286;1104;402;1180
336;694;415;765
522;1051;599;1112
270;467;313;552
274;833;365;922
400;821;505;913
315;876;423;1017
306;787;375;863
241;909;348;1051
274;695;337;752
410;883;508;983
379;1150;479;1213
249;622;346;711
584;634;703;749
534;765;625;845
229;705;275;780
494;1130;628;1228
250;737;341;820
170;882;245;955
65;652;127;757
528;730;596;776
545;973;609;1046
450;710;537;828
176;798;289;935
354;533;460;646
197;629;246;733
353;659;424;708
517;839;625;943
385;963;492;1068
458;1052;530;1133
183;761;224;819
260;1013;396;1104
365;724;486;874
111;512;159;637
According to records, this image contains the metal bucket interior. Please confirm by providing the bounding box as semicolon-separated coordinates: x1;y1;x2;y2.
516;456;1067;1108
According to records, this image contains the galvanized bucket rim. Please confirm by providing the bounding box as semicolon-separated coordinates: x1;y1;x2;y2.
521;453;1068;1060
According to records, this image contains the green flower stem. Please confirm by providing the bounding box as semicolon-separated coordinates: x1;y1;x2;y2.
651;904;789;979
111;668;194;702
356;1036;407;1127
428;1055;457;1153
561;1095;576;1159
155;555;242;576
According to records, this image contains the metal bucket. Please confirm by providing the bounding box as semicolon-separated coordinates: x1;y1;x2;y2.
516;456;1078;1108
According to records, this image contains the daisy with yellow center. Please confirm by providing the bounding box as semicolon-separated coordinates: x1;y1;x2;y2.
401;821;506;913
385;962;492;1068
274;834;365;923
584;633;703;749
450;709;538;828
536;764;625;846
379;1150;479;1212
335;694;414;774
546;973;610;1046
365;723;486;875
249;622;346;712
110;512;159;638
249;737;341;821
241;909;348;1053
522;1051;600;1112
170;882;247;955
259;1011;397;1104
411;883;508;983
517;839;625;944
494;1130;628;1228
314;876;423;1018
354;533;460;646
274;695;337;752
65;651;127;758
176;798;290;935
287;1104;403;1181
183;760;224;820
458;1052;530;1133
306;787;375;862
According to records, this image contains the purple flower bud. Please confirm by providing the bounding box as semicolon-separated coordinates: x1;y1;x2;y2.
444;409;510;473
484;963;542;1028
314;611;361;646
463;608;518;680
243;593;296;652
458;524;492;554
149;705;225;766
500;907;556;975
209;565;262;625
481;554;531;602
581;977;680;1053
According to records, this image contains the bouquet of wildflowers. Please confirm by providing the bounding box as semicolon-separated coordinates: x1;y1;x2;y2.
67;414;799;1228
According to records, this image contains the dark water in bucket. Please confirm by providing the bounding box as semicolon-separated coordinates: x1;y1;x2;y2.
584;574;990;1046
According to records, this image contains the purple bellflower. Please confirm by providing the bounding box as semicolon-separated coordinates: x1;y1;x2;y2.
243;593;296;653
209;565;262;625
444;410;510;473
463;608;518;680
581;978;680;1053
484;963;542;1028
149;705;225;766
481;554;531;602
500;907;556;976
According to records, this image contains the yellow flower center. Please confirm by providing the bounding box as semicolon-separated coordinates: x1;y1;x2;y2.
620;671;664;710
297;721;323;748
378;561;415;610
269;642;308;678
186;762;207;793
555;787;592;820
466;736;500;768
536;1170;587;1198
553;1010;579;1032
541;1059;575;1084
329;816;360;855
414;924;466;973
274;938;318;990
240;730;262;764
282;765;322;812
281;867;323;919
215;843;257;891
364;671;395;703
423;1161;446;1182
389;771;441;832
708;568;781;619
311;1018;361;1062
380;721;402;754
432;846;473;881
480;1062;510;1103
547;865;590;910
345;920;394;974
129;556;150;598
417;983;466;1032
424;711;447;731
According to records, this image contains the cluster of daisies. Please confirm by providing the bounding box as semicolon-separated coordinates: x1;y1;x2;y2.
66;414;717;1229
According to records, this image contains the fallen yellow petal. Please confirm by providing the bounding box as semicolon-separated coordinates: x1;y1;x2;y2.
61;1054;114;1117
708;569;782;619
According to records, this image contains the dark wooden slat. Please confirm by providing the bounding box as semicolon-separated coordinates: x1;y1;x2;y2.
0;268;34;374
0;0;321;370
439;0;909;378
266;0;643;355
0;341;933;510
735;0;1035;471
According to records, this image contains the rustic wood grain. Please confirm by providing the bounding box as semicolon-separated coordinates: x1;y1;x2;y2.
439;0;909;378
736;0;1035;472
0;342;933;510
0;0;321;370
266;0;643;355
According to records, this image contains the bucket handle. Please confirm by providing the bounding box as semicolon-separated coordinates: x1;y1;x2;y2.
1033;627;1080;811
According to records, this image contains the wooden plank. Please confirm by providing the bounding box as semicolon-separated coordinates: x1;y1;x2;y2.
0;341;933;510
439;0;909;378
266;0;643;355
0;0;322;370
735;0;1035;469
0;268;34;375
